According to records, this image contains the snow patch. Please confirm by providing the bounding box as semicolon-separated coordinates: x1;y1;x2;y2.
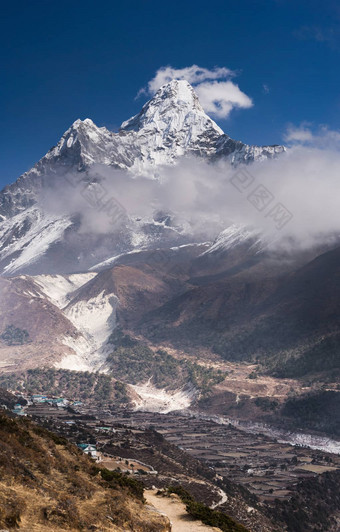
34;273;96;308
57;335;96;372
132;381;195;414
0;208;72;275
90;249;145;271
67;136;74;148
202;224;261;255
55;291;118;371
65;291;118;349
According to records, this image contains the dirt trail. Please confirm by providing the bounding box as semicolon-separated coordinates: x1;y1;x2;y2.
144;490;220;532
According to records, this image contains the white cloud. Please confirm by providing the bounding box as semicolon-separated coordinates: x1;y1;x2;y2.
43;125;340;254
150;142;340;250
284;123;314;143
284;123;340;148
147;65;234;92
140;65;253;119
195;80;253;118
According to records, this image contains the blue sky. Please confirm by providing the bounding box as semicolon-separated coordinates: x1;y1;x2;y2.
1;0;340;188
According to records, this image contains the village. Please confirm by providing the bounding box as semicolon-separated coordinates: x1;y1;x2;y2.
5;388;340;505
1;391;158;475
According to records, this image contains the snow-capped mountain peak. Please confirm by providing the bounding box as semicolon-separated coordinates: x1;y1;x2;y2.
121;79;223;140
118;79;225;170
0;78;286;275
45;118;114;166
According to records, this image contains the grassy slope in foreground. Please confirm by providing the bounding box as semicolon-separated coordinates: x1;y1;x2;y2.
0;410;170;531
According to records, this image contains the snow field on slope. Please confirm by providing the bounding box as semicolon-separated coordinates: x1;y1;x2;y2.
132;380;196;413
34;273;96;308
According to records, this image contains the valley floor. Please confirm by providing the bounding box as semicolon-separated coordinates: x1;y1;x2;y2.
11;392;340;531
102;409;340;502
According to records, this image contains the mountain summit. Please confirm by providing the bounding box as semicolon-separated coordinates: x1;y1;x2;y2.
2;80;338;427
121;79;223;142
0;80;285;218
0;79;285;275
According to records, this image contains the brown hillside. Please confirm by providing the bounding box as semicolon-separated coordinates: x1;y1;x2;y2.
0;411;170;531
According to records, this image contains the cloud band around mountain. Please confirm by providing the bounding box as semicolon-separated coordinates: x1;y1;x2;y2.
139;65;253;118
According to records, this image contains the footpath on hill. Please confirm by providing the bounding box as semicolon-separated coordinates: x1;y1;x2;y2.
144;489;221;532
